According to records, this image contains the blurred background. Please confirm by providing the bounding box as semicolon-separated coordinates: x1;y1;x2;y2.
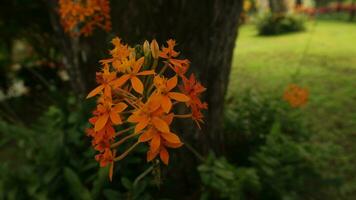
0;0;355;199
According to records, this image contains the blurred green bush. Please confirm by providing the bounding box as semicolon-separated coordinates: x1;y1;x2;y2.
197;91;346;199
0;98;155;199
256;14;306;36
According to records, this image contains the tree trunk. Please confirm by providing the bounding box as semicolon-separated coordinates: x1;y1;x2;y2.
295;0;303;7
110;0;243;154
350;0;356;21
269;0;288;13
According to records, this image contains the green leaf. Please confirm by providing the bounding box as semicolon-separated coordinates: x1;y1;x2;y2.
121;177;132;190
103;189;122;200
91;167;109;199
64;167;92;200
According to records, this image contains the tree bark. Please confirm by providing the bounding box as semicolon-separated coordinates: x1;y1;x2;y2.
110;0;243;154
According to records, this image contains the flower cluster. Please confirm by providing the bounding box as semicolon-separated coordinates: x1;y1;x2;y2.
86;38;207;180
58;0;111;37
283;84;308;108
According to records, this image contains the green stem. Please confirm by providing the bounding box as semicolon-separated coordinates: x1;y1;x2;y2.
133;164;155;187
183;140;205;162
114;141;140;161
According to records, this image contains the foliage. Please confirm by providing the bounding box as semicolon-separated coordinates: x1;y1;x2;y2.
256;14;306;35
0;99;154;199
198;153;260;200
222;91;345;199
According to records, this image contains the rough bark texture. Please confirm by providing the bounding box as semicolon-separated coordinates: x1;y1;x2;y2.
46;0;243;154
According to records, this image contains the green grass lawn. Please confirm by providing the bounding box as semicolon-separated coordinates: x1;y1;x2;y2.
230;21;356;137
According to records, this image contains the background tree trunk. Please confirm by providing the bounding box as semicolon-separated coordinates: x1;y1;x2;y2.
295;0;303;7
350;0;356;21
269;0;288;13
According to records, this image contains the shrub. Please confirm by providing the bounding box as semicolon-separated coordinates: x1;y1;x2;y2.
222;91;345;199
256;14;306;36
198;153;260;200
0;100;154;199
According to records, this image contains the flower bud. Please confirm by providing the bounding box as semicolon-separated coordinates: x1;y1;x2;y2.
143;40;150;56
150;39;159;59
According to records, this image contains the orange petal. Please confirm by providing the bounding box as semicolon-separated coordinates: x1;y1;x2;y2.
113;102;127;112
109;162;114;182
147;149;159;162
86;85;104;98
148;94;161;112
160;147;169;165
111;74;130;87
133;57;145;73
168;92;190;102
127;112;143;123
162;113;174;125
161;95;172;113
167;76;177;91
151;117;170;133
161;132;182;144
130;76;144;94
110;111;122;125
135;118;149;133
137;70;155;76
104;85;112;98
112;59;121;70
139;128;154;142
164;141;183;148
95;113;109;131
150;133;161;153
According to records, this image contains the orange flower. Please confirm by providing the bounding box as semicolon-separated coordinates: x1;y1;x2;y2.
168;59;190;77
153;75;190;113
283;84;309;108
86;66;117;98
102;37;133;69
94;101;128;131
87;122;115;151
127;96;171;134
159;39;179;59
179;74;208;128
112;57;155;94
138;114;183;165
95;148;116;181
58;0;111;37
95;148;114;167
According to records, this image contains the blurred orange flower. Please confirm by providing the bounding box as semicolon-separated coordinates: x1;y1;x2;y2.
283;84;309;108
58;0;111;37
